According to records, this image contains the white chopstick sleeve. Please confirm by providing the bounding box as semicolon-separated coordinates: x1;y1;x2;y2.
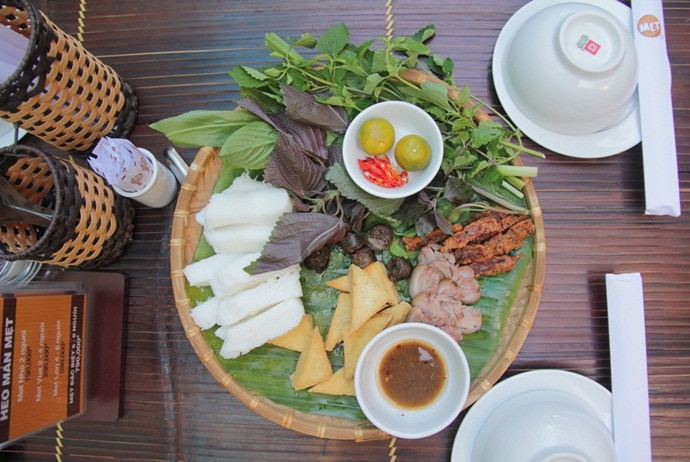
606;272;652;462
632;0;681;217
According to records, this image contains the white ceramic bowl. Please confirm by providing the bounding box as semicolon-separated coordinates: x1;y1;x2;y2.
354;323;470;439
505;2;637;135
472;389;617;462
342;101;443;199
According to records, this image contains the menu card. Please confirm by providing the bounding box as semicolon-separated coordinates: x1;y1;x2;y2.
0;289;87;449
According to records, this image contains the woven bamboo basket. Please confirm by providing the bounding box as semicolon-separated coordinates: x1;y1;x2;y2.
170;71;546;440
0;0;137;151
0;145;135;269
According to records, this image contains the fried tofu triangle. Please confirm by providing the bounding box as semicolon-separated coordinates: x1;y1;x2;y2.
324;293;352;351
268;314;314;352
343;311;393;379
309;368;355;396
363;261;399;307
325;274;350;292
349;264;391;331
383;301;412;326
299;261;408;393
291;327;333;391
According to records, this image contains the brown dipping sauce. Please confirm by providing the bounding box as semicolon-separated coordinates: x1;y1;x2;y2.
378;340;446;409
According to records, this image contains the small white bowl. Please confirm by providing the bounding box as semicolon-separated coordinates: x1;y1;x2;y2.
354;323;470;439
342;101;443;199
505;2;637;136
472;390;617;462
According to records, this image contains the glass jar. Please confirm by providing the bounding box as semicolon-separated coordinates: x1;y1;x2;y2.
0;260;42;287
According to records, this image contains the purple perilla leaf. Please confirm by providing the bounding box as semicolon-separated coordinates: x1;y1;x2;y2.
280;83;349;133
253;212;347;273
265;133;326;198
237;97;328;161
272;112;329;161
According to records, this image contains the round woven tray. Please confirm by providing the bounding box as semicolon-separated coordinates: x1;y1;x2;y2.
170;142;545;440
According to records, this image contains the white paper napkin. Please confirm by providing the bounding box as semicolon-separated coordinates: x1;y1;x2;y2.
631;0;681;217
606;273;652;462
88;137;154;192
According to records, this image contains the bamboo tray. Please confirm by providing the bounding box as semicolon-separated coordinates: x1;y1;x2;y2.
170;142;546;440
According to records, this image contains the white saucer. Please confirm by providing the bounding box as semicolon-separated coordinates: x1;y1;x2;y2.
451;369;613;461
492;0;641;158
0;119;26;148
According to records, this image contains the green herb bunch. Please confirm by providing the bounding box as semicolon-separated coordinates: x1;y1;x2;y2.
151;23;542;272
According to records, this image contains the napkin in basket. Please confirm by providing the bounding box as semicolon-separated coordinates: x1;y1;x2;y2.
88;137;154;193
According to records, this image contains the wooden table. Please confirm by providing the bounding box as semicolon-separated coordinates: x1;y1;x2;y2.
2;0;688;460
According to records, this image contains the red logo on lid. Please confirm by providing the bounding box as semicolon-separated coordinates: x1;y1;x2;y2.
584;39;601;56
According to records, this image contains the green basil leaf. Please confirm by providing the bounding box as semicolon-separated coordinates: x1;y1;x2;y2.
150;110;259;147
316;23;349;57
390;37;430;56
441;56;454;75
265;32;304;64
318;95;349;108
412;24;436;43
219;121;278;169
471;121;506;148
292;33;317;49
362;73;385;95
229;65;270;89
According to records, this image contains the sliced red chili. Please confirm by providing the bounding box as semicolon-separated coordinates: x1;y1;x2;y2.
358;156;408;188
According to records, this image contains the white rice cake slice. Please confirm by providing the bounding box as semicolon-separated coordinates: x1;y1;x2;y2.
217;269;302;326
203;224;275;255
190;296;220;330
222;173;276;195
215;325;229;340
210;253;298;298
201;187;292;229
195;174;285;226
183;252;239;287
219;297;305;359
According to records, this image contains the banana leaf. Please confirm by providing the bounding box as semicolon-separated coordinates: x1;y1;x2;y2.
186;161;534;421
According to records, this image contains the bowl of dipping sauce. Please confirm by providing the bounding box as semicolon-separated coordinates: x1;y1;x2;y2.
354;323;471;439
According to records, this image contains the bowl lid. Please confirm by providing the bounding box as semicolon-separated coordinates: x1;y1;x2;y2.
492;0;641;158
559;10;627;74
